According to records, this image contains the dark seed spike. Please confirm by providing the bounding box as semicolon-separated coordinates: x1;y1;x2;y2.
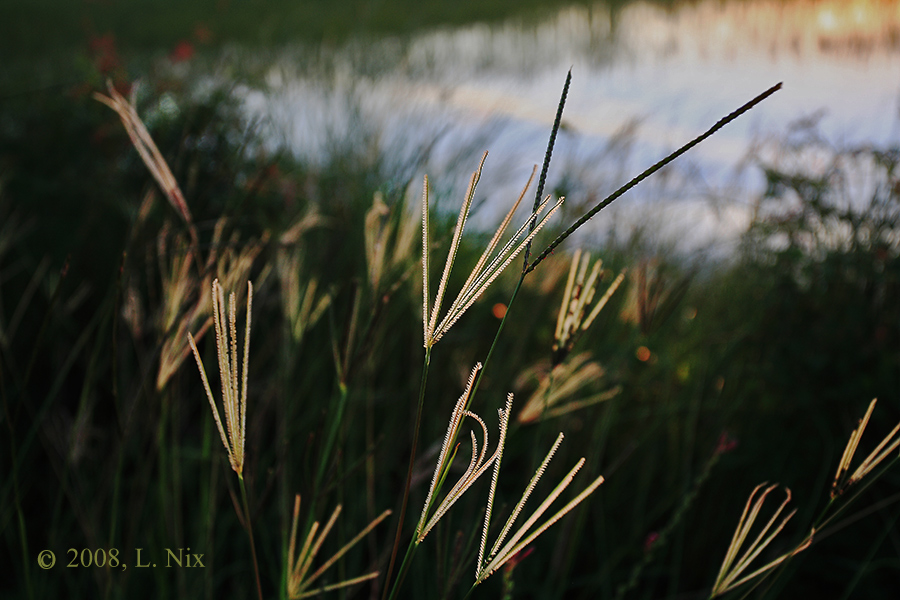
526;82;783;275
523;68;572;272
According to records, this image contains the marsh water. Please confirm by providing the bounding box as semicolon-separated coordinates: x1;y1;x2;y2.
239;0;900;251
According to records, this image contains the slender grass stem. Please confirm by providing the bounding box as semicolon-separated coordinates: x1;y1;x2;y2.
387;537;420;600
315;381;350;496
383;348;431;600
468;276;524;405
616;449;721;600
239;474;265;600
158;388;171;537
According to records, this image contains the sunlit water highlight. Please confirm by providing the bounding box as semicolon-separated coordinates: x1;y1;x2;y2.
242;0;900;254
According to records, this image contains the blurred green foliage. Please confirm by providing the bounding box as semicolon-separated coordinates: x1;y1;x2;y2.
1;73;899;600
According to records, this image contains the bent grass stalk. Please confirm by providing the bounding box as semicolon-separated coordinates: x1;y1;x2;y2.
404;386;606;592
415;364;501;543
94;81;199;255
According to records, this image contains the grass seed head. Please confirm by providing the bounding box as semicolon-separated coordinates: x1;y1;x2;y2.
422;155;562;348
832;398;900;497
188;278;252;476
287;494;391;598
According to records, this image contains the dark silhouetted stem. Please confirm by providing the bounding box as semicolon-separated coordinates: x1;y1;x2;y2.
523;69;571;272
526;82;783;275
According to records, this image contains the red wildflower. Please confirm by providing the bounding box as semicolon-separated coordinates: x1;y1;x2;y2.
169;41;194;63
88;33;121;75
715;431;739;455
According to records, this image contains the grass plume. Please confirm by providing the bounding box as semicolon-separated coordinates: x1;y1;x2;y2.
832;398;900;497
710;483;811;597
475;405;605;586
188;279;252;476
286;495;391;599
422;155;562;348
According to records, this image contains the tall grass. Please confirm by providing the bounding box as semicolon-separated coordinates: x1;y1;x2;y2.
2;71;900;600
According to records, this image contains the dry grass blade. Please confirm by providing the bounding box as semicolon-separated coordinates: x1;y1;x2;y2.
159;222;266;390
366;190;418;295
424;153;486;346
94;81;197;245
710;483;810;597
277;212;331;344
535;387;621;421
435;194;562;340
188;279;252;475
445;165;536;319
416;363;482;539
477;394;514;571
478;468;604;584
287;495;391;599
582;270;626;331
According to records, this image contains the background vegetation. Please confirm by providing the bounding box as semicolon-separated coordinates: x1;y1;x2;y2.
2;5;900;598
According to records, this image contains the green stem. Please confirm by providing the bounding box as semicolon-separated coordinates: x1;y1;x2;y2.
239;474;265;600
387;540;420;600
382;348;431;600
393;275;525;599
466;275;525;409
315;381;350;494
616;450;721;600
158;388;170;537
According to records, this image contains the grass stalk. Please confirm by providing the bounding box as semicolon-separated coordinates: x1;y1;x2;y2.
239;474;265;600
383;347;431;600
315;381;350;499
384;75;572;593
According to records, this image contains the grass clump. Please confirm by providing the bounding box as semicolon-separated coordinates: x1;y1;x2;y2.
4;66;900;600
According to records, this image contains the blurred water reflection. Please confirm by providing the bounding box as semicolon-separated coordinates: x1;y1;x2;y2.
244;0;900;253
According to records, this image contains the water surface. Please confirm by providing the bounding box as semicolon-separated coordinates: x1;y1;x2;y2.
243;0;900;252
